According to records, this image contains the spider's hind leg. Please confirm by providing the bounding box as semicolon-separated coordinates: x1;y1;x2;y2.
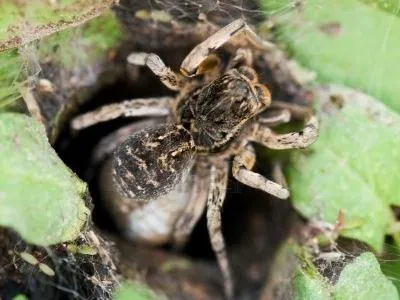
207;160;234;299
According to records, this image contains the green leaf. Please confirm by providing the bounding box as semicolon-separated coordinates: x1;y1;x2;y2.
113;282;160;300
0;0;114;51
294;252;398;299
12;295;28;300
0;113;89;245
380;244;400;294
332;252;398;300
261;0;400;113
287;85;400;252
293;251;331;300
267;242;397;299
263;240;331;299
294;270;331;300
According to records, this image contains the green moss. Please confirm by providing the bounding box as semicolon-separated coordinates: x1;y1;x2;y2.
36;12;121;69
0;49;22;109
81;13;122;56
0;0;114;51
0;10;121;109
0;2;22;41
24;1;77;25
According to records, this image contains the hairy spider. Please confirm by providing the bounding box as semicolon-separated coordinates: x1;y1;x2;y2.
71;19;318;298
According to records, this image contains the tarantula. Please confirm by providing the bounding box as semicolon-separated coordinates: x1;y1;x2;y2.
71;19;318;298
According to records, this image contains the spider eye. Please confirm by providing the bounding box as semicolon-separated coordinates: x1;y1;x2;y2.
113;124;195;201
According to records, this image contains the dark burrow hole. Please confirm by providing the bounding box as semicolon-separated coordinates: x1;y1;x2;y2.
54;43;297;297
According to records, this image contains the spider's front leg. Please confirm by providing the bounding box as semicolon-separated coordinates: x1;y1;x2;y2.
250;115;319;149
127;52;183;91
71;97;173;130
232;144;289;199
206;160;234;299
181;18;275;76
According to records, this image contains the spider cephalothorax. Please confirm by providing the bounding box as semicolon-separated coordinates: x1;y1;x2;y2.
179;68;271;152
71;19;318;299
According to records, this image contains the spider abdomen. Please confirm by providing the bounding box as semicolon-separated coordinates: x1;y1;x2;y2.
112;124;195;202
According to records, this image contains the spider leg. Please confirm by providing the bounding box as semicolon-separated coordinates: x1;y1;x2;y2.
227;48;253;69
92;119;163;163
206;160;234;299
71;97;173;130
196;54;222;82
258;109;291;127
250;115;319;149
181;19;275;76
271;160;288;188
127;52;182;91
171;161;210;247
232;144;289;199
270;100;312;120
